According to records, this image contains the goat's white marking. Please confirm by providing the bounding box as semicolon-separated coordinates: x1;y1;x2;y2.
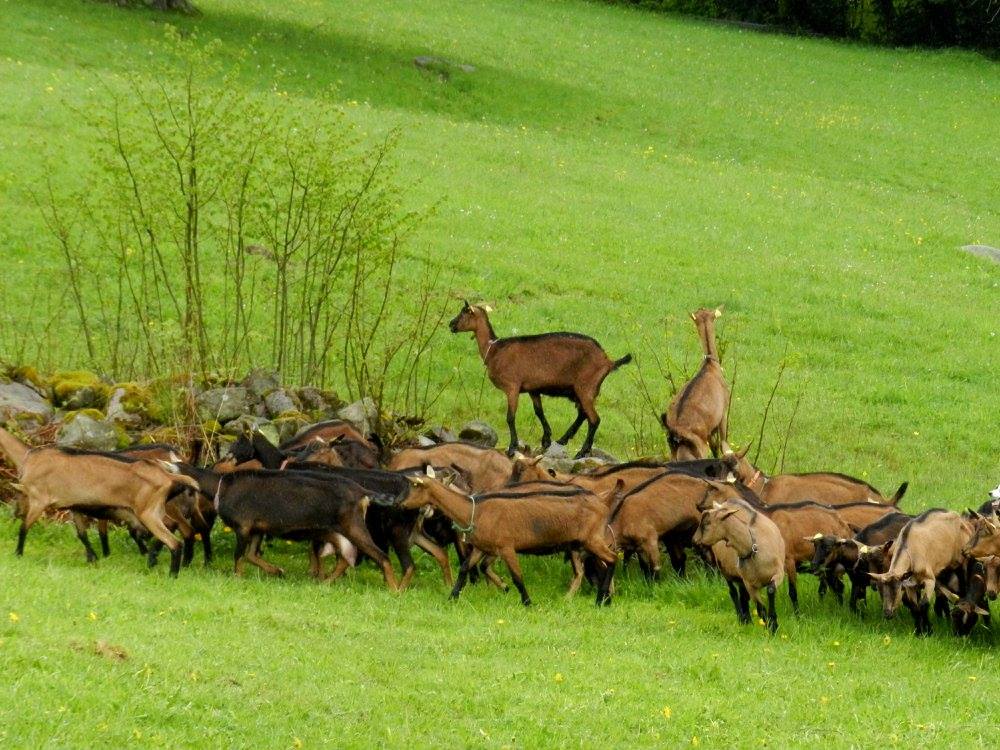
990;484;1000;502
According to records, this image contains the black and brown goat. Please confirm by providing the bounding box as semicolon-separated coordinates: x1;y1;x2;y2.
449;301;631;458
212;469;400;590
722;445;907;507
661;308;729;460
283;462;454;589
399;474;619;605
809;511;911;611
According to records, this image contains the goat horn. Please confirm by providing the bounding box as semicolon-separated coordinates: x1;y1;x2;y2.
714;308;722;318
480;304;493;313
811;533;824;541
425;465;436;479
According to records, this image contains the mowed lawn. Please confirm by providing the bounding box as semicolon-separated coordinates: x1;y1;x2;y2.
1;0;999;746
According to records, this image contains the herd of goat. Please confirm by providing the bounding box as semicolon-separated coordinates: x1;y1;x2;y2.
1;301;998;639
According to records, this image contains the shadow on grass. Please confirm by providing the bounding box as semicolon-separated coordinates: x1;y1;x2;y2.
22;0;623;135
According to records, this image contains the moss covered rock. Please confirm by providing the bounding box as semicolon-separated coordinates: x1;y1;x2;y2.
51;370;111;410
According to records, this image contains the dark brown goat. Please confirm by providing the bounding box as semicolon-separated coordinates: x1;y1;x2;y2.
610;474;744;579
661;308;729;459
400;474;619;605
449;301;631;458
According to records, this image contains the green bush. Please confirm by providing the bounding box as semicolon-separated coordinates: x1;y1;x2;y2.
613;0;999;49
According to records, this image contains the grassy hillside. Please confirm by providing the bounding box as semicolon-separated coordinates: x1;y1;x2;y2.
0;0;998;745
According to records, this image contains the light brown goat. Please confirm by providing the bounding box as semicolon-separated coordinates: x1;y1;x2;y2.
449;302;631;458
662;308;729;460
693;501;786;633
389;442;514;493
400;474;619;605
869;509;974;635
722;444;907;507
1;427;198;576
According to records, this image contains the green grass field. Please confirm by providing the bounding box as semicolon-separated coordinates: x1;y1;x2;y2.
1;0;999;746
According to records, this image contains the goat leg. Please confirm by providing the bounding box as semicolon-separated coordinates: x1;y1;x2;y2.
71;513;99;564
557;402;587;445
504;392;520;457
450;547;485;600
565;551;585;598
412;531;453;587
98;519;111;558
245;534;285;577
766;582;779;634
529;393;552;450
497;548;531;606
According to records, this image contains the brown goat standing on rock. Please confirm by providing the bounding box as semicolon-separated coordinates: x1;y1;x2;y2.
662;308;729;460
449;301;631;458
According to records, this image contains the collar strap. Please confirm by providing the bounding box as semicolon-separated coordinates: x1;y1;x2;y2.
452;495;477;538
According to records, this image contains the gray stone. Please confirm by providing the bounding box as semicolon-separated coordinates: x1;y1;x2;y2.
264;389;299;418
222;414;280;447
336;397;378;435
962;244;1000;265
57;414;118;451
106;387;142;426
457;420;498;448
415;435;437;447
413;56;476;77
196;387;250;423
425;426;458;444
242;369;281;400
296;386;330;414
0;382;53;424
543;442;570;459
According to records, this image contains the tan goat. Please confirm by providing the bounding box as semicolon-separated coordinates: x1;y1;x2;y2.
869;509;974;636
662;308;729;460
1;427;198;576
389;442;514;493
693;500;786;633
722;444;907;507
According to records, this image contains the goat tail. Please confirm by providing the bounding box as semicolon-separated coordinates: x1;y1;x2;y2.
890;481;909;506
611;353;633;371
0;427;30;472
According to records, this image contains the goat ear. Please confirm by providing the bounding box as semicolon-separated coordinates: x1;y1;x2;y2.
462;299;470;309
716;507;739;521
900;577;918;588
